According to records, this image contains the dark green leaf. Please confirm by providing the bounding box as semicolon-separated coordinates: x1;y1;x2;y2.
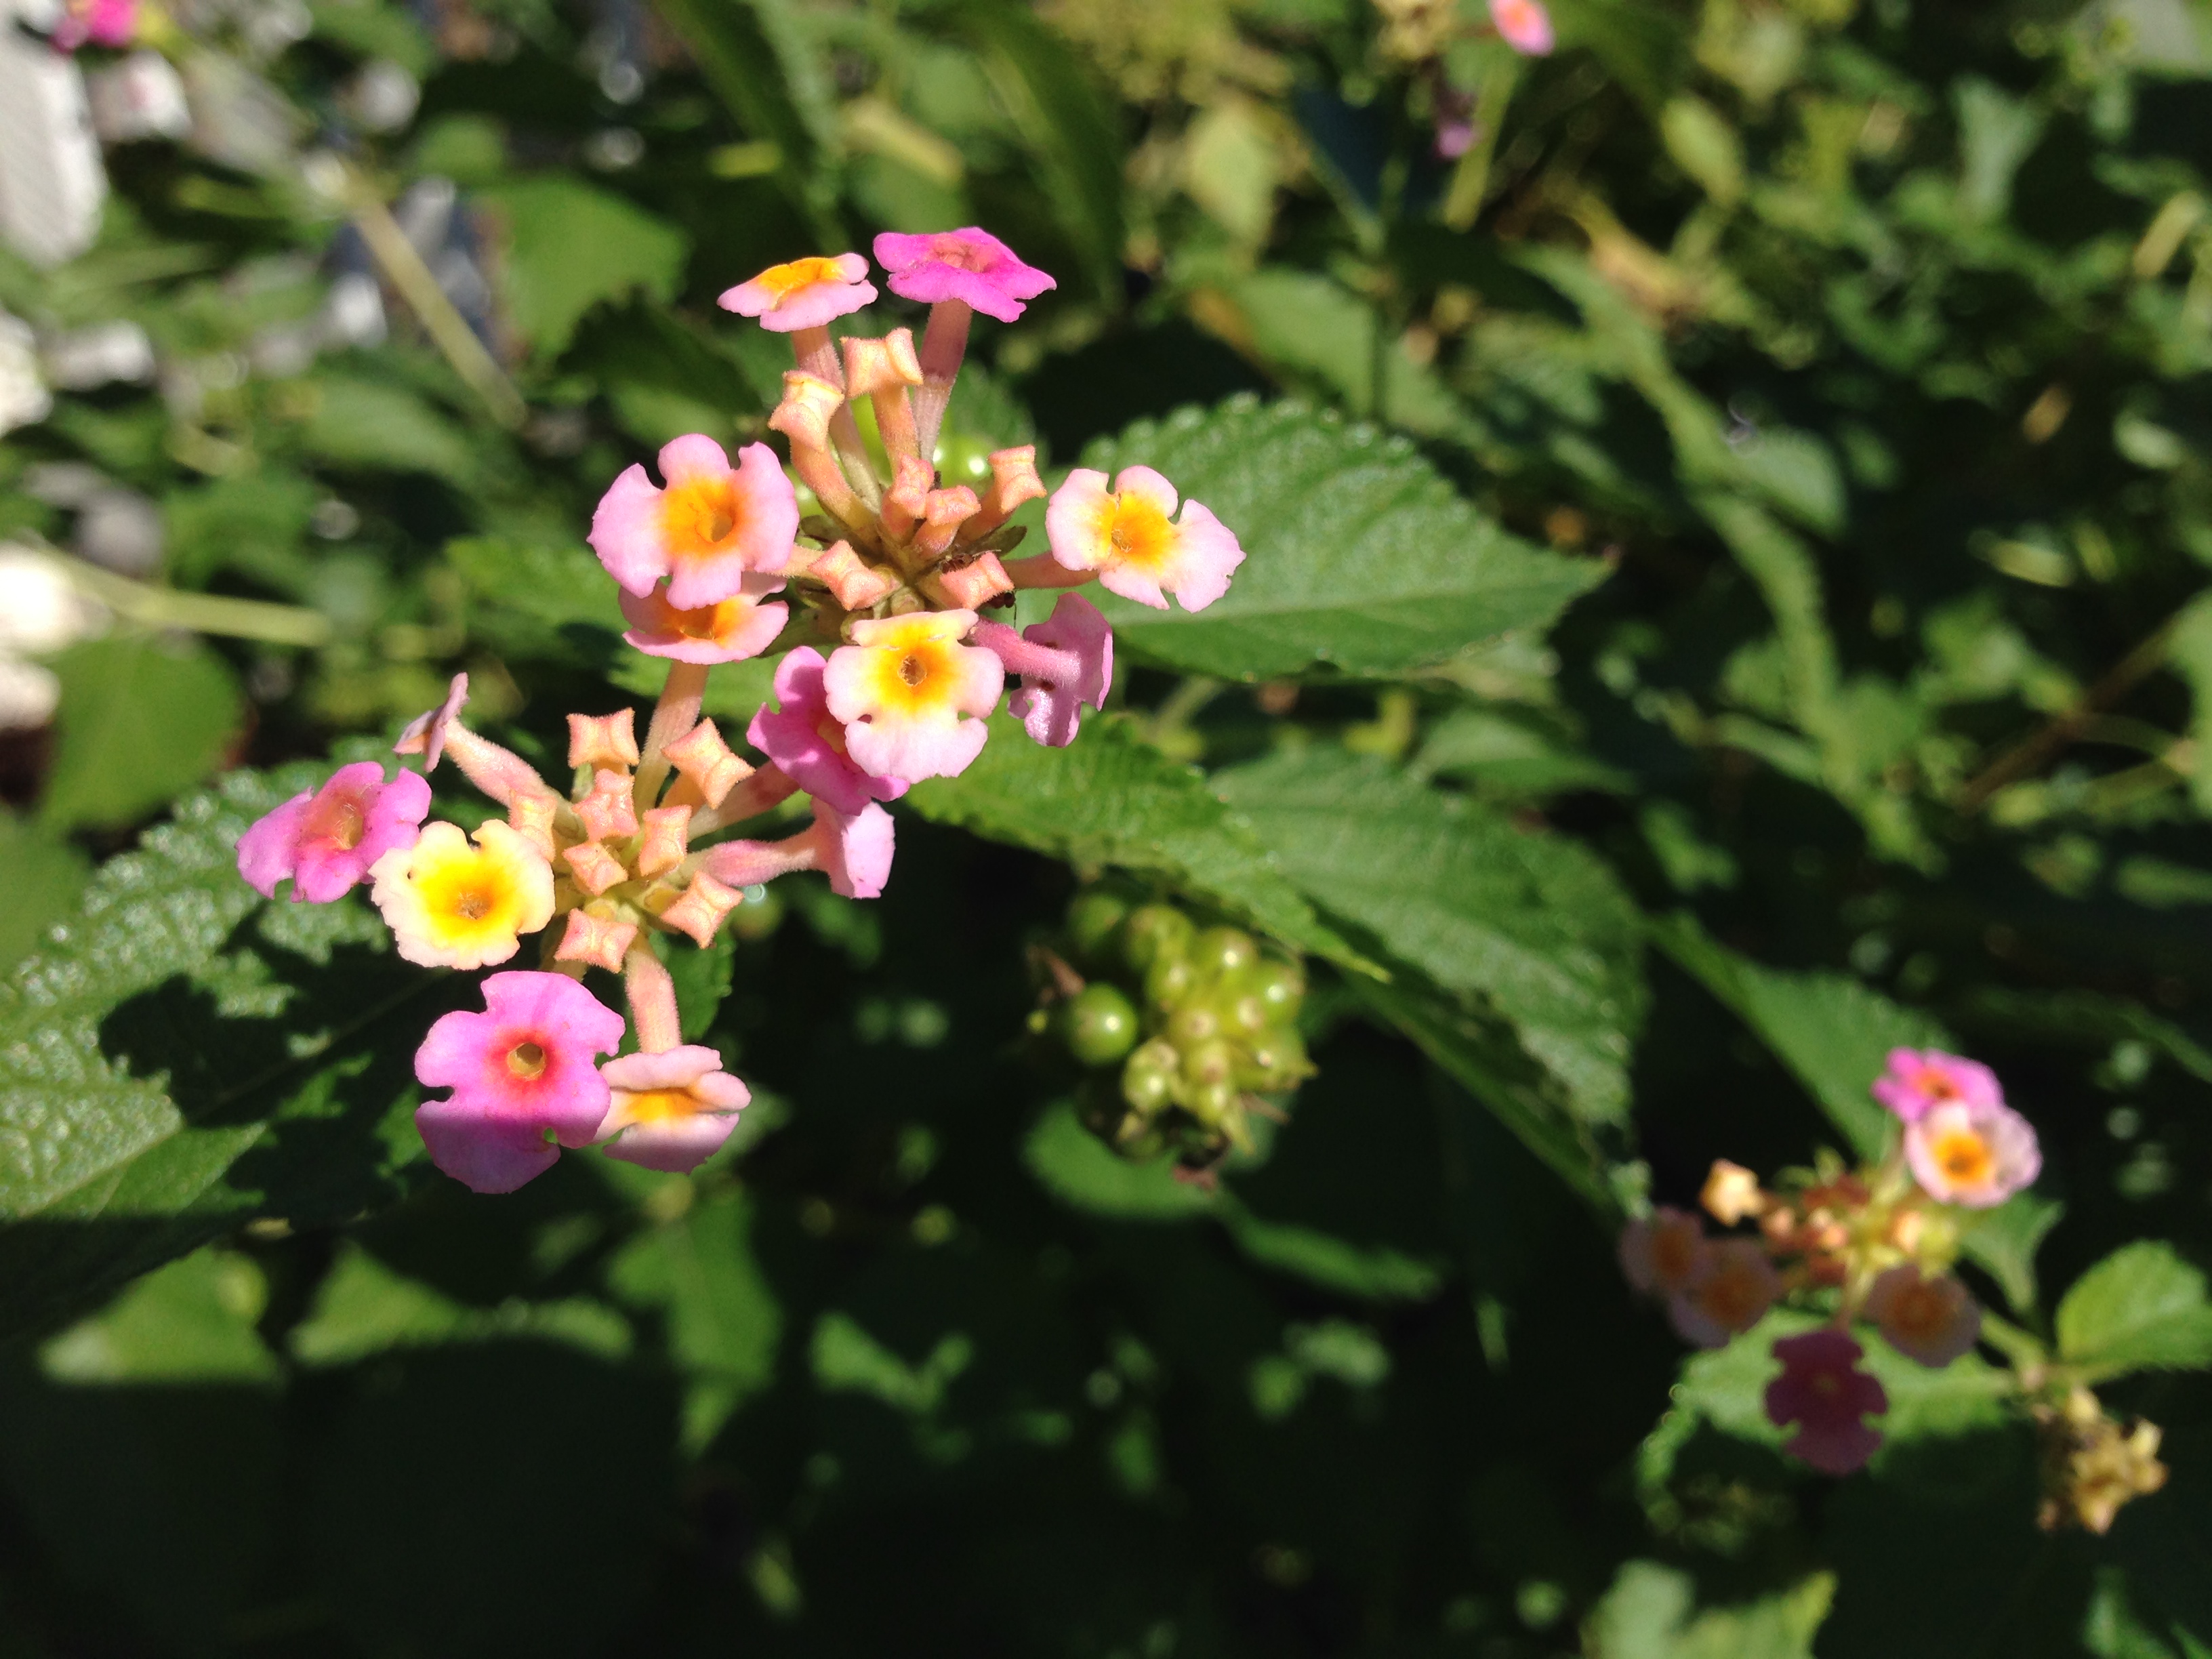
476;180;689;360
41;638;243;832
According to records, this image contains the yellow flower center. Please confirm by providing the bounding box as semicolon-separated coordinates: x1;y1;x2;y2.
1103;493;1174;571
757;256;849;302
1933;1128;1994;1186
620;1088;697;1124
661;476;746;562
856;637;960;717
507;1041;547;1081
675;598;743;641
303;790;367;851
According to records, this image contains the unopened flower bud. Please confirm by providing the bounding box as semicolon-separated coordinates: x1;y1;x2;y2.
1701;1159;1765;1226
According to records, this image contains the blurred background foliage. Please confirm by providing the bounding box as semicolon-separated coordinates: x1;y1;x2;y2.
2;0;2212;1650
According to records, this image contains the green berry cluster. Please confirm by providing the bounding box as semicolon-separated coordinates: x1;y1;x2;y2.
1042;889;1312;1168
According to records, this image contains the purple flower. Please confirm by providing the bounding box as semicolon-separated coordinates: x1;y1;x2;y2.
872;228;1057;323
1765;1329;1887;1475
237;761;430;903
979;593;1114;747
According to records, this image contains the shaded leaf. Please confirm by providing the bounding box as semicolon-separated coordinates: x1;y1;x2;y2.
41;638;243;832
478;180;689;359
2056;1242;2212;1378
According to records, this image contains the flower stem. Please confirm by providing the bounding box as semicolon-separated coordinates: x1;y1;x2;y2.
634;660;709;811
912;298;971;466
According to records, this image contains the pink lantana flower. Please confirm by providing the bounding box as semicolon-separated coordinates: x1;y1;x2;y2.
1872;1047;2003;1124
703;800;897;901
1667;1240;1781;1349
823;610;1004;784
588;434;798;610
237;762;430;903
1765;1328;1888;1475
618;573;789;663
1618;1205;1711;1298
980;592;1114;748
745;646;907;815
52;0;136;49
1904;1097;2041;1208
1046;465;1245;613
1488;0;1554;56
597;1044;751;1172
413;971;626;1193
872;228;1057;323
717;253;876;333
1865;1265;1982;1369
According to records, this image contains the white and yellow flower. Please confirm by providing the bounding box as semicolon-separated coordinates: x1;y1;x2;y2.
369;819;554;969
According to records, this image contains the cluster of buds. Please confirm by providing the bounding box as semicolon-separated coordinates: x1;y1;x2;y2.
1033;890;1311;1173
232;226;1252;1195
2032;1386;2170;1535
1622;1049;2044;1477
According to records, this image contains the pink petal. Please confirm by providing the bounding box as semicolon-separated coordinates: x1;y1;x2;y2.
817;800;895;899
1162;499;1245;612
588;463;671;598
237;792;312;899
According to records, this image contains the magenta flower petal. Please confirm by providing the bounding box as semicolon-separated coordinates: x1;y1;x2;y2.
237;762;431;903
1489;0;1554;54
1765;1329;1888;1475
872;228;1057;323
815;800;895;899
1871;1048;2003;1123
413;971;626;1194
1002;592;1114;747
745;647;907;815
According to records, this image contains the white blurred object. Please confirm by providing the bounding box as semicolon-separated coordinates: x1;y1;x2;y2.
0;544;107;655
74;487;164;576
0;657;62;731
0;1;108;268
342;59;418;133
318;270;386;349
0;311;54;433
86;49;192;142
41;318;156;388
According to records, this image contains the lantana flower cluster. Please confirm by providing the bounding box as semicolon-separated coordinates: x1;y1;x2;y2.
234;227;1249;1197
1622;1048;2165;1531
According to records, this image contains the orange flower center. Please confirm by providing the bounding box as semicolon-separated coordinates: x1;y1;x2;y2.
621;1088;697;1124
758;256;849;302
506;1040;547;1081
662;477;745;560
1105;493;1174;570
674;598;742;641
1932;1128;1994;1185
303;790;367;851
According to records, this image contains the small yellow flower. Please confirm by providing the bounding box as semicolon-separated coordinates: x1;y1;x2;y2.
369;819;554;969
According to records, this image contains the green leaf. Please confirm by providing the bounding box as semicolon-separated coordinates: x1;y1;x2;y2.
476;180;689;359
0;762;438;1337
1215;748;1646;1129
1648;912;1937;1160
300;373;483;489
2056;1242;2212;1378
1218;1204;1446;1301
905;714;1357;962
1587;1561;1834;1659
41;638;243;832
1956;1192;2064;1317
1022;1099;1216;1221
446;535;626;666
0;812;89;972
38;1246;278;1385
1223;272;1467;438
1076;398;1603;680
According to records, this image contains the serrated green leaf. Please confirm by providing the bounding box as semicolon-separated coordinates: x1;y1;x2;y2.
476;180;689;359
1649;912;1936;1160
1076;398;1603;680
2056;1242;2212;1378
41;638;244;833
904;714;1357;962
0;764;440;1337
1215;748;1646;1129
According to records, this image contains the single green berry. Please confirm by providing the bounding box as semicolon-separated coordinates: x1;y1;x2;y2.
1243;1029;1311;1092
1185;1078;1239;1128
1145;954;1195;1009
1120;904;1194;974
1122;1040;1180;1113
1226;993;1271;1037
1065;889;1130;966
1183;1038;1237;1087
1168;1001;1221;1046
1243;958;1305;1019
1189;926;1258;982
1059;984;1140;1066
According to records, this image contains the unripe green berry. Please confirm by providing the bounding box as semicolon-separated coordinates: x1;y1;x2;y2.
1185;1078;1238;1128
1122;1040;1180;1114
1120;904;1193;974
1145;955;1195;1009
1226;994;1271;1037
1065;890;1130;966
1059;984;1140;1066
1168;1001;1221;1046
1243;1029;1311;1092
1189;926;1258;982
1183;1039;1237;1087
1243;958;1305;1020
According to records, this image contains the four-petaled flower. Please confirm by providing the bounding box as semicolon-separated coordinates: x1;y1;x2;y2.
1904;1095;2041;1208
1765;1328;1888;1475
1046;465;1245;613
239;761;429;903
1872;1047;2003;1124
985;593;1115;748
747;646;907;814
1866;1265;1982;1368
414;971;626;1193
718;253;876;332
872;229;1057;323
369;819;554;969
590;434;798;609
619;573;789;663
1488;0;1555;56
823;610;1004;783
598;1044;752;1172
